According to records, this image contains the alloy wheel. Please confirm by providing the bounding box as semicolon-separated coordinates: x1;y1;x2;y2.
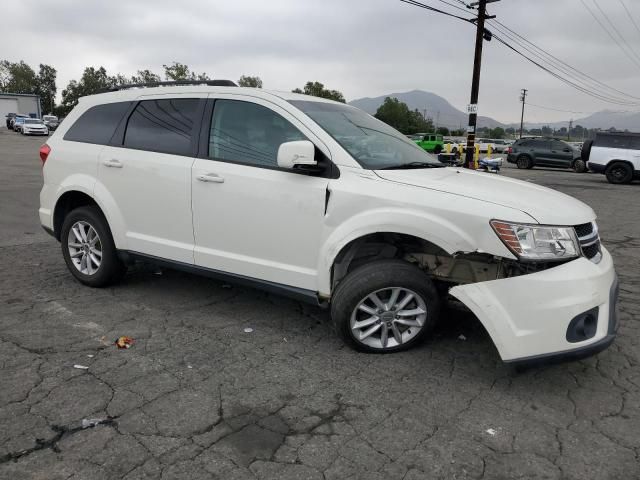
67;221;102;275
350;287;427;350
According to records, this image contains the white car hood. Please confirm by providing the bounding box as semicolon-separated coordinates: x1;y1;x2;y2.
375;167;595;225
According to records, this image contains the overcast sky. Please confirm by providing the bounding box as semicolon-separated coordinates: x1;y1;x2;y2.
4;0;640;123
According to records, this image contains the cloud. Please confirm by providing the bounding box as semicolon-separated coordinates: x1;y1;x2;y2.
4;0;640;122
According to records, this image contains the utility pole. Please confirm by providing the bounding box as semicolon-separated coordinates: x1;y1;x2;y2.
464;0;498;168
519;88;527;139
568;119;573;141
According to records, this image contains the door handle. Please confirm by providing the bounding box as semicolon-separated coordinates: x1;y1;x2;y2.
196;173;225;183
103;159;123;168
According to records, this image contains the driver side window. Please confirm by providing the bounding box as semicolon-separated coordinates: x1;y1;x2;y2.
209;100;306;168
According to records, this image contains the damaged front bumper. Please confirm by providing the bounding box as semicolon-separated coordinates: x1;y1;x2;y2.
450;247;618;364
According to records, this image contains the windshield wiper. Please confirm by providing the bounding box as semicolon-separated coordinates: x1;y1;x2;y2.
379;162;446;170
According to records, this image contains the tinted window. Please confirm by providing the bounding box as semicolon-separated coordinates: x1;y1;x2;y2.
64;102;132;145
124;99;199;156
595;134;631;149
209;100;306;168
629;136;640;151
551;141;569;151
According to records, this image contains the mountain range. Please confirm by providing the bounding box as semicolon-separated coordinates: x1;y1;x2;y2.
348;90;640;132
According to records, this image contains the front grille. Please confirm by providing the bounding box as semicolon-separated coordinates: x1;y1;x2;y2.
574;222;593;237
574;222;602;263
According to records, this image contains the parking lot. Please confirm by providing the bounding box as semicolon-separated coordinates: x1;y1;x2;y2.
0;128;638;479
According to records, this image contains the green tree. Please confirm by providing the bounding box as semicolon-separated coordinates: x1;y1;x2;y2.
436;126;450;136
163;62;209;81
60;66;114;115
541;125;553;136
488;127;505;139
131;69;161;84
237;75;263;88
374;98;433;134
292;81;345;103
34;64;57;115
3;60;37;94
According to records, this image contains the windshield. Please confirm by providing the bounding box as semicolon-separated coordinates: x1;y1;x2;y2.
289;100;443;170
43;116;58;122
25;119;42;124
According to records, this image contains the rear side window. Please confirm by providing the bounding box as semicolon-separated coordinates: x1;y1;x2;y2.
595;134;631;149
124;99;199;156
629;136;640;150
64;102;132;145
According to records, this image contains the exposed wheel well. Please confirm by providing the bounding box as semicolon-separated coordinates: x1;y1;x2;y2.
330;232;555;293
53;191;100;240
331;233;449;290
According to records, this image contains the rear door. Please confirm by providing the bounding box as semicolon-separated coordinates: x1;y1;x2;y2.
97;95;205;263
532;140;552;165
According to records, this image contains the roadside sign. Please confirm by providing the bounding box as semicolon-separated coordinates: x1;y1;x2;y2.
467;104;478;114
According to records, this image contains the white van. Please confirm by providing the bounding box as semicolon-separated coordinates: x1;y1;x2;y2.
585;132;640;184
38;81;618;364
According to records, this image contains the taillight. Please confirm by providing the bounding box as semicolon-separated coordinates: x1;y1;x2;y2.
505;147;512;154
39;144;51;165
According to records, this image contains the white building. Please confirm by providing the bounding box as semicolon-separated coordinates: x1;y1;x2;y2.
0;93;42;127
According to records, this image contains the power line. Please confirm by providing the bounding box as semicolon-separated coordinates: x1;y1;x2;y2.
491;32;640;106
526;103;593;115
432;0;473;14
592;0;640;63
487;19;640;103
580;0;640;71
618;0;640;41
398;0;475;22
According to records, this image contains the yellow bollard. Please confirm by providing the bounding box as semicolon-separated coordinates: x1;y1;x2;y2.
446;143;451;154
474;144;480;169
487;144;492;159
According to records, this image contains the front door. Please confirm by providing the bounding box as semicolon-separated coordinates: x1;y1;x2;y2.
191;98;330;291
548;140;575;168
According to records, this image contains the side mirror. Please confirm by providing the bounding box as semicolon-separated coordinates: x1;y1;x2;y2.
277;140;317;169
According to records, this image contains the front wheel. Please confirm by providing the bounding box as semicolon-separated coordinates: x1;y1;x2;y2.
605;162;633;184
331;260;440;353
434;145;443;155
516;155;532;169
60;206;126;287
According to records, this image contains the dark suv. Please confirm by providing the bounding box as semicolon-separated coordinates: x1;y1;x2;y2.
507;138;586;172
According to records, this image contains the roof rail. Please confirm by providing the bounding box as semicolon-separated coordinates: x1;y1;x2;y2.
98;79;238;93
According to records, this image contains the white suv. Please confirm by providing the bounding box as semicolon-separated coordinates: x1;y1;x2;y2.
39;82;618;364
584;132;640;184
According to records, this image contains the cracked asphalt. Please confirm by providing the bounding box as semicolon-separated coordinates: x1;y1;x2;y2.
1;128;639;479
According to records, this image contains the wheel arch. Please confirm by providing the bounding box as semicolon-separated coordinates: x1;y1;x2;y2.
318;210;479;296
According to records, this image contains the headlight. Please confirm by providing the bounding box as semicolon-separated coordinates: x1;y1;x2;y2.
491;220;579;261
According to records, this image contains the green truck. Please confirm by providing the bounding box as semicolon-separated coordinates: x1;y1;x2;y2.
414;133;444;154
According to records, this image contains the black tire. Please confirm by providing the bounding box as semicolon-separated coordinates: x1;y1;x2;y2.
434;145;443;155
581;140;593;161
572;159;587;173
516;154;532;169
605;162;633;185
60;206;126;287
331;259;440;353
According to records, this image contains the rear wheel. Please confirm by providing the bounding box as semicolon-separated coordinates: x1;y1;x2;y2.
516;154;532;169
60;206;126;287
605;162;633;184
573;159;587;173
331;260;440;353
